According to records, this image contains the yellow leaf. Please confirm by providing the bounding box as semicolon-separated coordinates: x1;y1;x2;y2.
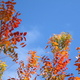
61;51;67;55
55;46;59;50
24;77;30;80
57;35;61;39
52;42;58;46
35;56;40;58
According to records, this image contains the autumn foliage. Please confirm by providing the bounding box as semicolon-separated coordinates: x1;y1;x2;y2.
0;0;80;80
0;0;27;62
0;0;27;79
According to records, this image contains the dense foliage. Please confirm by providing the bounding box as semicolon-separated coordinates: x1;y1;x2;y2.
0;0;80;80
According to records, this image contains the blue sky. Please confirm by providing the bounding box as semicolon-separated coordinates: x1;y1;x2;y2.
2;0;80;79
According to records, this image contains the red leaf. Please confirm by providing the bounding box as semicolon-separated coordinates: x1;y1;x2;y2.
13;23;18;28
10;33;13;36
5;1;12;4
16;31;19;35
24;37;26;41
5;30;9;36
20;33;23;35
12;0;14;1
23;32;27;36
22;44;26;47
16;21;20;24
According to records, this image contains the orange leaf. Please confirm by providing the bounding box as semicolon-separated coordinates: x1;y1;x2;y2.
74;63;80;66
74;77;80;80
20;42;24;45
52;42;58;46
78;51;80;53
1;1;5;3
76;47;80;50
0;7;3;9
76;68;80;71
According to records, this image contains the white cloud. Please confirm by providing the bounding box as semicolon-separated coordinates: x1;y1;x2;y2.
27;28;41;44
